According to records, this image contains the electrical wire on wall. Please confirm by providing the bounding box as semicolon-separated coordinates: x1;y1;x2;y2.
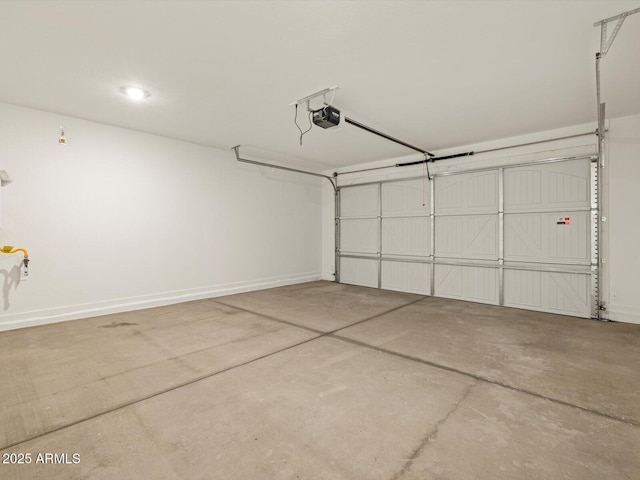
294;89;336;146
294;103;313;146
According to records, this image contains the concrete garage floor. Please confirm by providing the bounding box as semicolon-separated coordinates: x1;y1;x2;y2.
1;281;639;479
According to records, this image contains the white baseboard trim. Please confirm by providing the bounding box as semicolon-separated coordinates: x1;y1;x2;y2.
0;272;324;332
321;272;336;281
603;303;640;324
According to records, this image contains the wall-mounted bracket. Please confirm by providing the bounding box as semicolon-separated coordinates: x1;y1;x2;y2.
290;86;339;109
594;7;640;56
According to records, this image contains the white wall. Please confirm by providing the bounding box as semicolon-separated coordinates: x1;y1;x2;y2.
606;113;640;324
0;102;323;331
322;116;640;324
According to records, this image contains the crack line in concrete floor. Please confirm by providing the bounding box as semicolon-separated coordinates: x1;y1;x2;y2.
211;295;429;337
0;334;323;451
205;296;640;428
1;296;427;451
209;300;326;335
6;292;637;459
328;335;640;428
390;382;479;480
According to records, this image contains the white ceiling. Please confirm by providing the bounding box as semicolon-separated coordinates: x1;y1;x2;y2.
1;0;639;170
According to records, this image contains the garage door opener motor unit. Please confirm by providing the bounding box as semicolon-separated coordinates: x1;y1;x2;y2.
312;105;341;129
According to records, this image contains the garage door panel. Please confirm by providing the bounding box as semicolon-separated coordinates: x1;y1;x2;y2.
340;185;379;217
434;265;499;305
504;212;589;264
382;217;430;256
504;160;590;211
340;219;379;254
503;269;542;308
504;270;590;317
547;272;590;316
338;154;595;318
381;261;430;295
435;215;498;260
435;171;498;214
382;179;430;216
340;257;378;288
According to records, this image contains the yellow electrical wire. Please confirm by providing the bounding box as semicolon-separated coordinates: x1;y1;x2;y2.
1;245;29;256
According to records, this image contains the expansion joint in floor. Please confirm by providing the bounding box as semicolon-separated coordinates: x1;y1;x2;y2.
210;297;640;428
329;334;640;429
2;297;430;451
212;295;429;337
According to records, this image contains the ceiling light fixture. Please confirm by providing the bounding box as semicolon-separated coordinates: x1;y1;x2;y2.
119;86;150;101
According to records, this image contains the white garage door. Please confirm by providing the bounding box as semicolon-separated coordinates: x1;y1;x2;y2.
502;159;594;317
339;179;431;294
337;155;597;318
434;170;500;304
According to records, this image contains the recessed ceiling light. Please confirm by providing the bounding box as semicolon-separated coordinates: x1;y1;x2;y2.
120;86;150;101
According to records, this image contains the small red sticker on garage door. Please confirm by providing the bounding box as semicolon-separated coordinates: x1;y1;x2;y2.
556;216;571;225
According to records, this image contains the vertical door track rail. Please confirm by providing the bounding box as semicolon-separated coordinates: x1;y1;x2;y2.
593;7;639;317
